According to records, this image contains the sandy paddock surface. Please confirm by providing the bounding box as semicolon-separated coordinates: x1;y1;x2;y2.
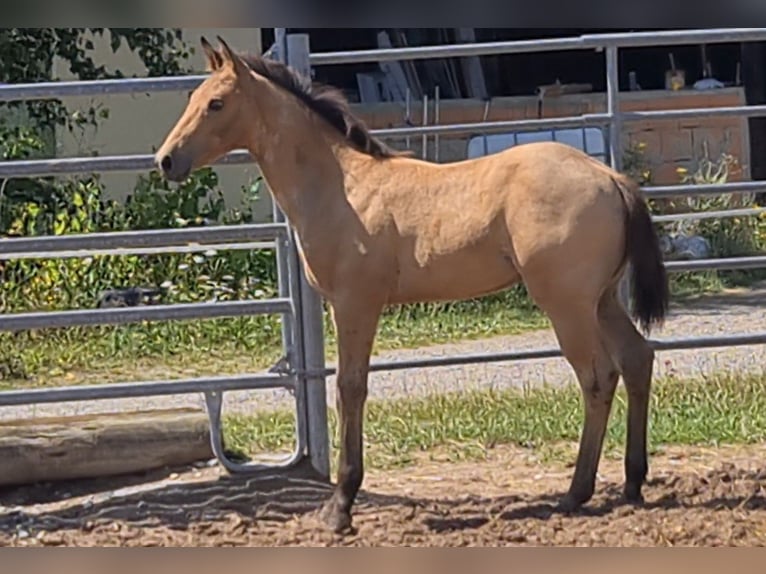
2;442;766;546
0;285;764;546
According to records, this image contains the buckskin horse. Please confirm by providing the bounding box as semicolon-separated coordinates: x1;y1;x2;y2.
154;36;669;533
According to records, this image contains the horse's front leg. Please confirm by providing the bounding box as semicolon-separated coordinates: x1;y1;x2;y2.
319;298;382;533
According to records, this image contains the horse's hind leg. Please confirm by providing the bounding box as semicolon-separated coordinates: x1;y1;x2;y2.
597;287;655;503
542;300;620;510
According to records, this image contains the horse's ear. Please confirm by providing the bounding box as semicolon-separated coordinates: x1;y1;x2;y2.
200;36;223;71
216;35;249;77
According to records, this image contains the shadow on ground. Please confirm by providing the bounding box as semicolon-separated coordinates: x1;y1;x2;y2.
2;458;766;542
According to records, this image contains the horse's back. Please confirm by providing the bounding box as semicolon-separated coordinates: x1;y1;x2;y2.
376;141;628;304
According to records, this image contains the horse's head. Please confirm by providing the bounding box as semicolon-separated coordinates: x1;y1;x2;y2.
155;36;257;182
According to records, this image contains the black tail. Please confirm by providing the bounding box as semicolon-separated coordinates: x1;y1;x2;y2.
613;175;670;334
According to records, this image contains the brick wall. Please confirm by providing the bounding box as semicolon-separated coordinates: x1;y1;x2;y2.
351;87;750;185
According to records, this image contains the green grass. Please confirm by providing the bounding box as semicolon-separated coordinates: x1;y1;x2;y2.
223;371;766;471
0;269;761;391
669;269;766;299
0;286;548;389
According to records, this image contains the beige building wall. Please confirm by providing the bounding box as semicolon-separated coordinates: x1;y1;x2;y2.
52;28;274;222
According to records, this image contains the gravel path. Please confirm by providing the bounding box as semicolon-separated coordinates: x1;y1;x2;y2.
2;285;765;422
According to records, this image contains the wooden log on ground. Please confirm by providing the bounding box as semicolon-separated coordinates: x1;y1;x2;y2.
0;408;214;487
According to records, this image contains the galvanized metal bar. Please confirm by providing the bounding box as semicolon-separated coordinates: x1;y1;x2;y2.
4;105;766;178
0;150;252;178
621;105;766;122
192;31;305;477
664;255;766;272
0;27;274;103
581;28;766;49
204;390;303;474
373;114;612;138
0;223;287;254
644;181;766;199
650;331;766;351
606;46;622;172
0;241;276;261
605;44;631;312
653;207;766;224
0;372;294;407
310;36;591;66
310;29;766;67
367;347;563;373
0;74;208;102
280;224;310;460
0;117;613;179
0;299;293;331
305;331;766;379
272;27;309;466
0;30;755;99
287;33;330;481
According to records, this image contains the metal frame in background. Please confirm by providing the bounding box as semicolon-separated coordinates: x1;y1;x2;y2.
0;29;765;484
0;33;331;480
302;28;766;375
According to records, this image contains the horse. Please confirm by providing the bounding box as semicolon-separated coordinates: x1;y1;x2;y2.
154;36;669;533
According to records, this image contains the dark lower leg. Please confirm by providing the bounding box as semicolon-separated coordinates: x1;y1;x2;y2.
318;301;380;533
623;356;652;502
598;293;653;504
561;377;618;509
321;383;366;532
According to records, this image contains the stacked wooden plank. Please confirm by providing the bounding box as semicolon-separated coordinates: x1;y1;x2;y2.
355;28;489;104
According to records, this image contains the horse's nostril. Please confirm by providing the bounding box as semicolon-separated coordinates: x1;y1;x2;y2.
160;155;173;173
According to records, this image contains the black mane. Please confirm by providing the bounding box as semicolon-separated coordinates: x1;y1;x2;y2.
240;53;407;159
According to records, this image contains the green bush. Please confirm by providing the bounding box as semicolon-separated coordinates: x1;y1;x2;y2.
0;169;279;313
624;140;766;297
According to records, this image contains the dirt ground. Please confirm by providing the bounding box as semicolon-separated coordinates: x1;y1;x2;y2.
2;442;766;546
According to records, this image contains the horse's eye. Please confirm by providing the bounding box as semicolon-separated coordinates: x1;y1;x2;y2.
208;98;224;111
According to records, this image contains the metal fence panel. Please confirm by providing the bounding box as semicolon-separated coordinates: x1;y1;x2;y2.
1;28;766;483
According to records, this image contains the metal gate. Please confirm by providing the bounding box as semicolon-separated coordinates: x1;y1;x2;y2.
2;29;766;483
0;34;330;479
297;28;766;378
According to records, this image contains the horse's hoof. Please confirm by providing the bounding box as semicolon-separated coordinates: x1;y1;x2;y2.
623;483;645;505
557;490;591;513
319;501;353;534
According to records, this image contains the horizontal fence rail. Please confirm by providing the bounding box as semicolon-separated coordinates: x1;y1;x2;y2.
5;330;765;409
0;30;763;103
622;105;766;122
0;240;277;260
0;299;292;331
373;114;612;138
302;331;766;379
0;372;293;407
0;75;209;102
302;28;766;386
653;207;766;224
309;28;766;66
664;255;766;272
4;116;766;179
644;181;766;199
0;150;253;178
0;223;287;254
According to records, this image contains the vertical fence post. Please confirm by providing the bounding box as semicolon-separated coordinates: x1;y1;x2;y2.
606;44;633;313
285;33;331;480
268;29;310;460
606;45;622;174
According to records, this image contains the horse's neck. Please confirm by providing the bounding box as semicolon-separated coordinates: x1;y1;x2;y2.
252;129;354;240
